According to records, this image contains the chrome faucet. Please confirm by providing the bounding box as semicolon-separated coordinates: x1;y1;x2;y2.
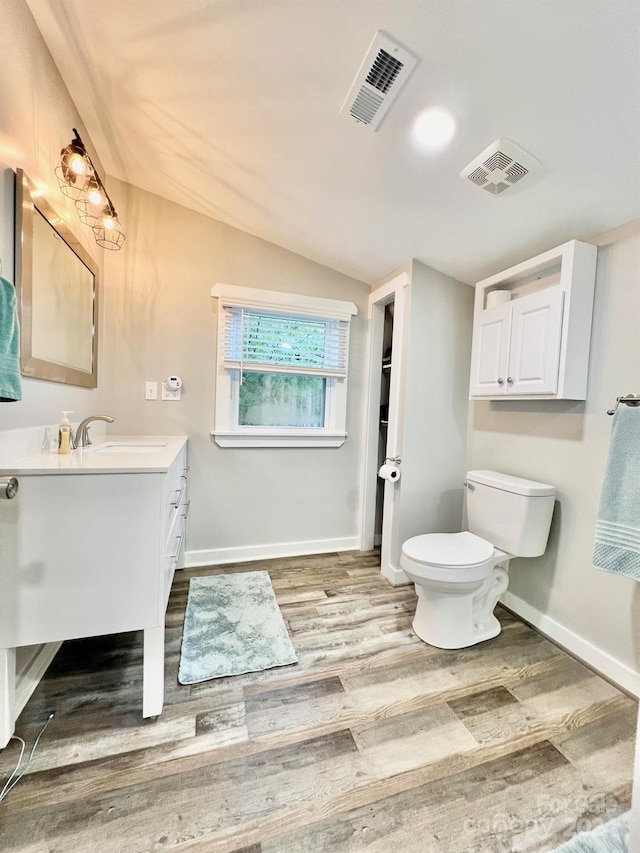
73;415;115;449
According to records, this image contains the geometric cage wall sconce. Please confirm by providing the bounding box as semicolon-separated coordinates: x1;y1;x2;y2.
55;128;125;250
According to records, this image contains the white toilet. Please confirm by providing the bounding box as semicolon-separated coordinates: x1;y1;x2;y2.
400;470;555;650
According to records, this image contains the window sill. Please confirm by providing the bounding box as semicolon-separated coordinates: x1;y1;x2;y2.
211;430;347;448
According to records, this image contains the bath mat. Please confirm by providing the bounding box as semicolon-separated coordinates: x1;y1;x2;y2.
178;570;298;685
553;810;629;852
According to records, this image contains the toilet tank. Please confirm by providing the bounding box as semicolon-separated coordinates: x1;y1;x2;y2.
465;470;555;557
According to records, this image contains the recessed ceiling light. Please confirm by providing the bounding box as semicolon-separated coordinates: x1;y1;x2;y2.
413;109;456;148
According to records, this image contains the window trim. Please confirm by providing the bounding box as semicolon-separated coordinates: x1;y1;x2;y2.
211;285;357;448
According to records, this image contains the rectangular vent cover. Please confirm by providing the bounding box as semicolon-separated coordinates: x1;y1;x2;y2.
366;49;403;93
341;32;419;131
460;139;540;195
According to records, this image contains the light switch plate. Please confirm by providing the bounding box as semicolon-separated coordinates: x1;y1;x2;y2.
161;382;181;401
145;381;158;400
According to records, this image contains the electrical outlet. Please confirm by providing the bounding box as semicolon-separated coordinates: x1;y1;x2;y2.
145;381;158;400
161;382;181;401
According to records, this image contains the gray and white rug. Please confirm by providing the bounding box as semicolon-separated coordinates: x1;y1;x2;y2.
553;811;629;852
178;570;298;685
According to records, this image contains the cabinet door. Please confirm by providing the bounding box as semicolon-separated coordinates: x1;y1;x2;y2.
507;287;565;395
0;473;161;648
469;304;511;396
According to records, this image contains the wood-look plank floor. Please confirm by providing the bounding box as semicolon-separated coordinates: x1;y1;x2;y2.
0;551;636;852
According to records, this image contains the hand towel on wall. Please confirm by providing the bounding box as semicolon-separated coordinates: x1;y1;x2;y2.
593;406;640;579
0;274;22;402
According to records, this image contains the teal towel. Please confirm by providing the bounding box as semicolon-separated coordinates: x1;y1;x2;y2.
0;274;22;402
553;810;628;851
593;406;640;579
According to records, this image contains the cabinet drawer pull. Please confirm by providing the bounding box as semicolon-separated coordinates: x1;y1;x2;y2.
507;376;514;385
497;377;504;386
182;500;191;519
170;531;185;560
172;482;186;509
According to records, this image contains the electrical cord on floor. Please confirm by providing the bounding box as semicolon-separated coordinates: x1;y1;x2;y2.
0;712;55;803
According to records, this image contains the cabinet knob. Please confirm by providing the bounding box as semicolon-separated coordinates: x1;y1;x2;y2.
0;476;18;500
507;376;514;385
497;377;504;386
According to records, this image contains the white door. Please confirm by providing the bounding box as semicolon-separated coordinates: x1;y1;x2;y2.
507;287;564;395
469;303;511;396
360;272;410;586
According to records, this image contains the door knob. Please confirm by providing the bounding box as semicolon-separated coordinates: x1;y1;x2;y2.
0;476;19;500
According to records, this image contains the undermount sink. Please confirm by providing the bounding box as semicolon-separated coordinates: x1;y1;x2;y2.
90;442;168;454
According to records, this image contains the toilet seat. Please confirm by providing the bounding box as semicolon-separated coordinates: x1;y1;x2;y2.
401;531;496;583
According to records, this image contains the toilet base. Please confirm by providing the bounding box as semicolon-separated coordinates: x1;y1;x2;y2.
411;565;509;650
412;612;502;650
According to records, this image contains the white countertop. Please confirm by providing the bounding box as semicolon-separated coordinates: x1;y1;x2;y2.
0;435;188;475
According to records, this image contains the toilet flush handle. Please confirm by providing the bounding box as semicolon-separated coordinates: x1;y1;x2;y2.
463;481;475;492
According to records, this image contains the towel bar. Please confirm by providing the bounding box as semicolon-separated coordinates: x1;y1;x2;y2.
607;394;640;415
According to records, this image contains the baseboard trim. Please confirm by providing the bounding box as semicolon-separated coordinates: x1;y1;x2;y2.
501;591;640;698
15;642;62;718
185;537;360;567
381;562;410;587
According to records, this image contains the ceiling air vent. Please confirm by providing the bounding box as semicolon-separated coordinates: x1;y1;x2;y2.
460;139;540;195
341;31;419;131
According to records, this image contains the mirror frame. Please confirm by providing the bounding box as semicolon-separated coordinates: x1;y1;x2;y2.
14;168;99;388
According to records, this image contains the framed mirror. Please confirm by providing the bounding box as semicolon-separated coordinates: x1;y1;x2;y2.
14;169;99;388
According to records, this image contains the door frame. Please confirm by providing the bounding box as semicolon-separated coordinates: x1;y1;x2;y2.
359;271;410;585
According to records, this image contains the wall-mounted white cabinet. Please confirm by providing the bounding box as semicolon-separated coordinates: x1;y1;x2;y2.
469;240;597;400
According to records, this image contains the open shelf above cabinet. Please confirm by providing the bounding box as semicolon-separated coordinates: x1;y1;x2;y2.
469;239;597;400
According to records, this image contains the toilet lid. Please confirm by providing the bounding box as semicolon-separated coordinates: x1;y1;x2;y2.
402;531;494;569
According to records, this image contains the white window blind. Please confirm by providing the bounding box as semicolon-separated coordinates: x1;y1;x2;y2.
222;307;350;378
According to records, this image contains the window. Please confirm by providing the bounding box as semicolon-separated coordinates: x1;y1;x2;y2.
211;285;357;447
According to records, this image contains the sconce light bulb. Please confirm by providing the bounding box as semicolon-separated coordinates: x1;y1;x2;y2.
70;154;87;175
103;215;115;230
88;188;103;205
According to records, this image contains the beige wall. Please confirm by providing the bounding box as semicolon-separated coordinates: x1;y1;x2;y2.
0;0;106;431
103;180;371;561
467;222;640;684
398;260;474;547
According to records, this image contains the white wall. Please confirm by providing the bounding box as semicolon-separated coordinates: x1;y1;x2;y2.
102;180;371;564
0;0;106;432
467;221;640;693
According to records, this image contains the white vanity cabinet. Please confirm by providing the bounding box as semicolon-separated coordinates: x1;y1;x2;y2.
469;240;597;400
0;436;188;744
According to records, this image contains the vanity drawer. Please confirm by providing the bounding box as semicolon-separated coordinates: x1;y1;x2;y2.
163;481;189;607
164;512;187;608
164;448;188;533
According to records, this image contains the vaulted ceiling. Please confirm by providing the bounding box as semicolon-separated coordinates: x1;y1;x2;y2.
26;0;640;284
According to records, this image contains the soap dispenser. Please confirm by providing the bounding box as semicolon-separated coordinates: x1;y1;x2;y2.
58;411;73;455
